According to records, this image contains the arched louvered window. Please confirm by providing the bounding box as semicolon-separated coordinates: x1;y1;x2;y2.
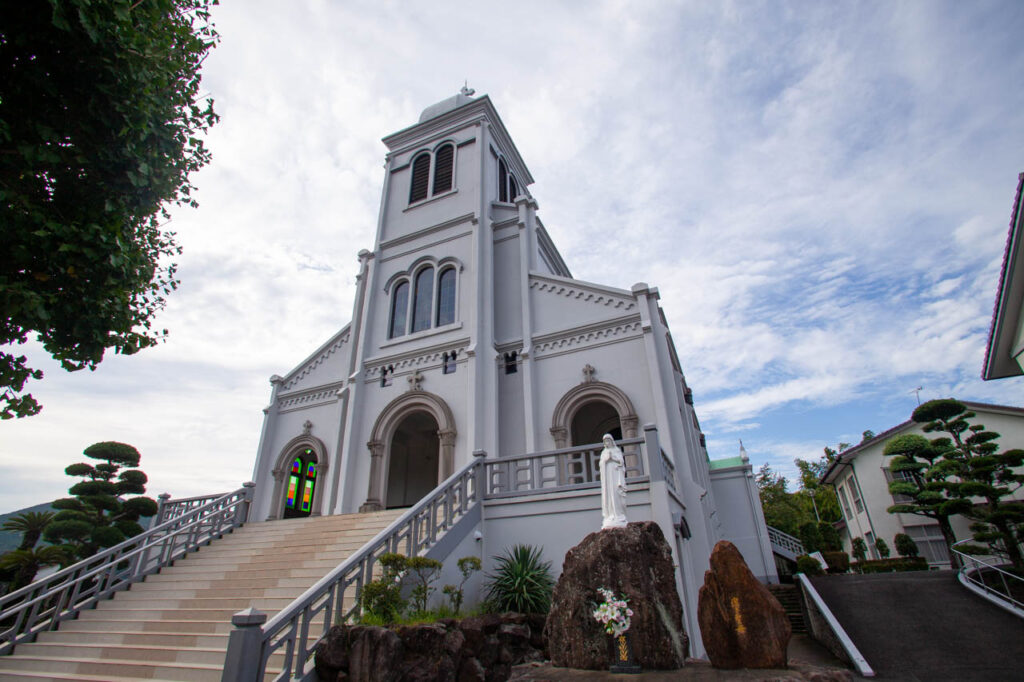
409;153;431;203
411;266;434;333
508;173;518;201
389;281;409;338
436;267;456;326
432;143;454;195
498;159;509;202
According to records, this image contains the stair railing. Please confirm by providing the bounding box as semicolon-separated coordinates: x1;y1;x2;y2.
222;460;481;682
767;526;805;561
0;482;255;655
951;540;1024;617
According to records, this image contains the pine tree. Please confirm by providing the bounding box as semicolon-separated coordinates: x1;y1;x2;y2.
43;442;158;560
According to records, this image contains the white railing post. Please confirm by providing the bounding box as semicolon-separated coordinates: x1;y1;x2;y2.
643;423;662;483
222;608;267;682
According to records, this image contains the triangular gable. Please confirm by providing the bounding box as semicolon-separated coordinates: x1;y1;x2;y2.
279;324;352;394
529;272;638;336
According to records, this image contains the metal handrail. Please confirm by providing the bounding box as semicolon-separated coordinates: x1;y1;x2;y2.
0;483;254;655
483;436;646;498
223;460;481;682
767;526;805;559
951;539;1024;615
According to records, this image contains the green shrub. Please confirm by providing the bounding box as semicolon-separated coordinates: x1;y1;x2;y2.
796;554;823;576
874;537;891;559
894;533;919;558
443;556;482;615
854;557;928;574
406;556;443;615
851;537;868;562
358;553;408;624
822;551;850;574
485;545;554;614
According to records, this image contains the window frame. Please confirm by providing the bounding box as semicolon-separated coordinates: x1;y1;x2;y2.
497;155;520;204
385;259;461;340
407;140;458;206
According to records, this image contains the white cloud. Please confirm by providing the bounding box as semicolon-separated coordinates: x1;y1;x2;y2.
2;0;1023;512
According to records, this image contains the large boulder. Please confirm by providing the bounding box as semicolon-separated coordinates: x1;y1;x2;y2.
697;540;791;669
543;521;688;670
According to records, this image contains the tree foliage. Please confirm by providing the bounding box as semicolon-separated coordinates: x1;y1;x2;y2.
0;545;72;592
884;399;1024;570
2;510;55;551
0;0;219;418
43;441;157;559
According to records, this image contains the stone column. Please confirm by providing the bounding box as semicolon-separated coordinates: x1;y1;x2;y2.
438;429;457;480
360;440;385;512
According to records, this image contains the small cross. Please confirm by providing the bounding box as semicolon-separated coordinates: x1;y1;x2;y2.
408;370;423;391
582;364;596;383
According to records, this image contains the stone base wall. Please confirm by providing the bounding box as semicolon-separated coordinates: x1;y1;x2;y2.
314;613;546;682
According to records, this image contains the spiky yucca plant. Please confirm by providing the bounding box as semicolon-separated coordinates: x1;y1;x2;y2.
485;544;554;614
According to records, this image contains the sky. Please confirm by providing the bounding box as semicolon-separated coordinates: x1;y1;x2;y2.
2;0;1023;513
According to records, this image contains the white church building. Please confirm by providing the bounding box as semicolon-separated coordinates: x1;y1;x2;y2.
248;90;775;657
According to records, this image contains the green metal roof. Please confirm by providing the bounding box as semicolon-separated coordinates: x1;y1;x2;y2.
708;455;745;470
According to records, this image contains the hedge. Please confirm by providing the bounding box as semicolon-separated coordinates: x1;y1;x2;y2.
853;557;929;574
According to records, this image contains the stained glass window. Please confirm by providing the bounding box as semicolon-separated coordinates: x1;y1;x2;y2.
286;475;299;509
291;457;302;475
301;477;315;512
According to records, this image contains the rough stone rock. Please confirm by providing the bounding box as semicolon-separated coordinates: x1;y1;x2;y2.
543;521;688;670
314;625;350;682
459;614;503;657
457;656;486;682
396;623;464;681
697;540;791;669
348;626;404;682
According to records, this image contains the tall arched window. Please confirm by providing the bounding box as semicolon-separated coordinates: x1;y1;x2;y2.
497;156;519;203
389;281;409;339
432;143;454;195
409;153;431;203
411;267;434;333
436;267;456;326
498;159;509;202
284;449;318;518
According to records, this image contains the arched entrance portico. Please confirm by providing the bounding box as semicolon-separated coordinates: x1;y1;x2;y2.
361;390;456;512
550;380;639;448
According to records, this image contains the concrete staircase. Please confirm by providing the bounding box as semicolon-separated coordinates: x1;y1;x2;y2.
0;510;403;681
767;583;806;635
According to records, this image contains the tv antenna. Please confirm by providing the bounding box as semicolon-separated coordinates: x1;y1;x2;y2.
910;386;923;405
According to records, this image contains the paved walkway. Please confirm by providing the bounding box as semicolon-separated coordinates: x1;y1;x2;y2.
810;571;1024;682
510;634;853;681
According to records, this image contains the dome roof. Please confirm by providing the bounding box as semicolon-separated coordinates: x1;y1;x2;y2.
418;88;475;123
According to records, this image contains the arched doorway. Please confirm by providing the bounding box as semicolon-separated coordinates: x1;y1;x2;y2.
386;411;440;508
570;400;622;446
283;447;319;518
361;390;456;512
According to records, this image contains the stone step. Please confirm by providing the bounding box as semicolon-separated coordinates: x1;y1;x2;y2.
36;628;229;649
128;578;317;595
95;595;298;611
0;655;225;682
11;641;253;667
59;617;233;635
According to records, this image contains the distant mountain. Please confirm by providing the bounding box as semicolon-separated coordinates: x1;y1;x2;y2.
0;502;154;554
0;501;59;554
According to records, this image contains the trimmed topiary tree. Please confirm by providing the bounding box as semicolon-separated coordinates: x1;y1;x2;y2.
851;537;867;563
894;533;919;558
796;554;823;576
874;537;891;559
43;442;157;560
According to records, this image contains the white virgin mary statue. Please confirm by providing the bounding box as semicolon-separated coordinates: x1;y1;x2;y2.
599;433;628;529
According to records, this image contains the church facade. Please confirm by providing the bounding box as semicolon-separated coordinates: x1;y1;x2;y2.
249;91;774;657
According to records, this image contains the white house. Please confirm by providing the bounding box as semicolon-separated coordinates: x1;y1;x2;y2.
983;172;1024;381
821;401;1024;567
247;90;775;657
